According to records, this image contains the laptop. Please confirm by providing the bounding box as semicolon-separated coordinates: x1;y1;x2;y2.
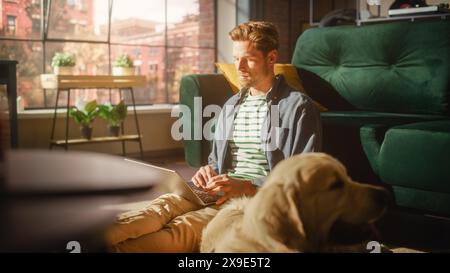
124;158;220;206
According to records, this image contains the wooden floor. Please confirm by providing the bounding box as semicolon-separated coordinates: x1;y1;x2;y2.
378;208;450;253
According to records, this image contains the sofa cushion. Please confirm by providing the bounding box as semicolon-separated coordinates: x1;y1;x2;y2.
215;63;241;93
360;120;450;215
292;20;450;115
362;120;450;193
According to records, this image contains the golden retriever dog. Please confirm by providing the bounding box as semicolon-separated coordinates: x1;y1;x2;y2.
200;153;389;253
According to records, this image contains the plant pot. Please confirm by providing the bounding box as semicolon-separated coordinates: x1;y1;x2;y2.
112;67;135;76
80;126;93;139
108;125;120;137
53;66;73;75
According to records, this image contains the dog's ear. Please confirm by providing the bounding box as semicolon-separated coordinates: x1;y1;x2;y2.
281;185;307;250
242;182;308;252
264;183;308;250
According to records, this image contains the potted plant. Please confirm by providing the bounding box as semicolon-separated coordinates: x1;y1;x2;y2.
112;54;135;76
99;100;127;137
51;52;76;75
69;99;99;139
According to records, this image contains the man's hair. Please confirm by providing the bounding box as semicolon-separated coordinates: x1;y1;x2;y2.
229;21;279;55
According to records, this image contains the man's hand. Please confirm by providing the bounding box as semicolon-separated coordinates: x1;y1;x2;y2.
191;165;218;189
205;174;257;205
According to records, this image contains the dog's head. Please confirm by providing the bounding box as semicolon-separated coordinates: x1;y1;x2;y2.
244;153;389;251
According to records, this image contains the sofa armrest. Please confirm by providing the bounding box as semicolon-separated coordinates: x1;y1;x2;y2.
179;74;234;168
360;124;390;175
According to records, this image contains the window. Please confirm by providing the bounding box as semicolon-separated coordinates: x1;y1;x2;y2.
0;0;216;108
32;18;40;34
48;0;107;41
66;0;85;10
0;41;43;108
7;16;17;35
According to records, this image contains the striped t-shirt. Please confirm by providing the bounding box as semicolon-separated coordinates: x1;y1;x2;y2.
227;92;269;180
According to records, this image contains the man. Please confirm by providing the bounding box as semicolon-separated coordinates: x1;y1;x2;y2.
108;21;321;252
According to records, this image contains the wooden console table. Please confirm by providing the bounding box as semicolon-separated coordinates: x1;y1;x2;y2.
40;75;146;158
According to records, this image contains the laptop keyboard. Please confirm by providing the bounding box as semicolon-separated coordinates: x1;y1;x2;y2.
186;181;220;204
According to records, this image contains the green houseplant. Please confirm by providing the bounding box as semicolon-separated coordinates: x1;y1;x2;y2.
69;99;99;139
51;52;76;75
112;54;135;76
99;100;127;136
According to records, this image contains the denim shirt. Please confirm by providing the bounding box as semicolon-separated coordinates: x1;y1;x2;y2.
208;74;322;187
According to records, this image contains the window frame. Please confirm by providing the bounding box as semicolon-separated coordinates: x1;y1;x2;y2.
0;0;217;109
7;15;17;35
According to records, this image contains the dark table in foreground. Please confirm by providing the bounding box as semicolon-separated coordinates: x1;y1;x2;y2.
0;188;161;252
0;149;167;252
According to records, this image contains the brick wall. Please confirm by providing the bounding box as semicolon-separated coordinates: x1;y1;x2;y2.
2;0;33;36
261;0;355;63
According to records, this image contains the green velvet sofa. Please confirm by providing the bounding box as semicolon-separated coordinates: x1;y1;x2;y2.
179;19;450;216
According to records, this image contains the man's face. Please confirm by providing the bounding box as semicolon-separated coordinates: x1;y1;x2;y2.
232;41;275;89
